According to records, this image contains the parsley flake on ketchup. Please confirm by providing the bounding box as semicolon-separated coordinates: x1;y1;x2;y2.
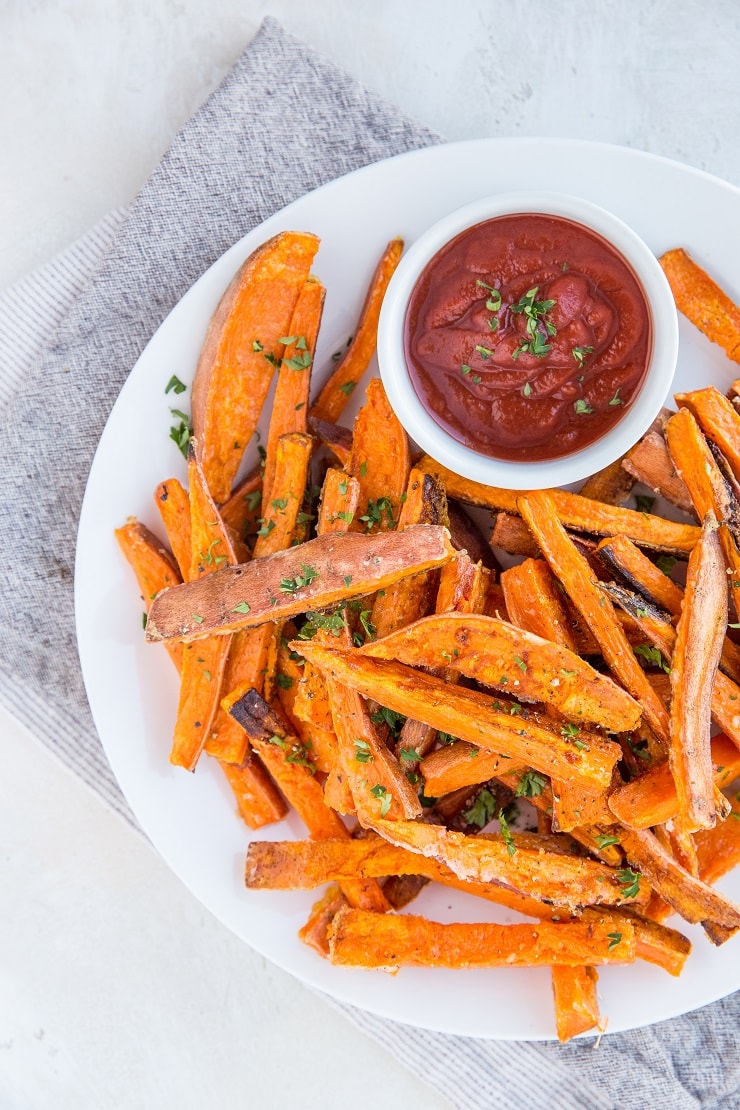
404;213;652;462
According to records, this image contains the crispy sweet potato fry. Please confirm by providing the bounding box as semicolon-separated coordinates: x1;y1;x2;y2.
491;511;541;558
596;535;685;616
153;479;192;579
262;280;324;504
192;232;319;502
219;466;262;542
622;430;695;515
347;378;410;528
619;826;740;936
421;456;701;553
660;247;740;363
669;513;727;830
114;520;183;671
362;612;641;732
578;456;635;505
695;791;740;886
501;558;578;653
146;525;455;643
676;385;740;480
218;754;287;829
311;238;403;422
609;735;740;830
169;445;237;769
298;642;621;792
518;490;670;746
328;907;637;971
421;743;524;797
551;964;602;1042
447;501;501;571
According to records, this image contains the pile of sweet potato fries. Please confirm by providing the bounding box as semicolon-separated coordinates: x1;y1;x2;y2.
116;231;740;1041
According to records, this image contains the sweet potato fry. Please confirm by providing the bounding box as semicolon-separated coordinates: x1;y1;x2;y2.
219;466;262;542
578;456;635;505
262;279;324;505
421;456;701;554
347;378;410;528
328;908;637;970
669;513;727;830
316;468;361;536
311;238;403;422
622;429;695;514
153;479;192;579
146;525;455;643
491;511;541;558
369;469;447;640
218;754;287;829
676;385;740;480
307;416;353;467
114;520;183;671
447;501;501;571
421;743;521;797
551;964;602;1042
362;612;641;732
501;558;578;653
660;247;740;363
695;791;740;886
297;642;621;792
518;491;670;745
609;734;740;830
619;826;740;936
596;534;684;616
192;231;319;502
169;445;238;769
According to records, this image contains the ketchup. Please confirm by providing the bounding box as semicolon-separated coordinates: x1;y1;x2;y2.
404;213;652;462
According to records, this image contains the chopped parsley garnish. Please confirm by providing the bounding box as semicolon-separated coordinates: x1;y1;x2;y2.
338;380;356;396
462;787;497;829
283;351;312;372
354;738;373;764
256;518;275;538
360;497;395;531
398;747;418;762
522;381;532;397
141;611;148;630
370;783;392;817
359;610;377;641
169;408;192;458
608;389;623;406
607;931;623;951
165;374;186;395
279;564;319;593
572;345;594;368
498;806;517;857
634;494;655;515
616;867;641;899
191;614;204;624
655;554;677;577
595;834;621;850
276;673;293;690
343;574;353;587
514;655;527;673
297;609;347;639
244;490;262;511
574;398;594;415
634;643;671;673
231;601;251;614
515;770;547;798
370;706;406;738
509;286;557;358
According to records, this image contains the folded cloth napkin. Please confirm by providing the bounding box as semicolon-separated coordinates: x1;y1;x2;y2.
1;18;738;1110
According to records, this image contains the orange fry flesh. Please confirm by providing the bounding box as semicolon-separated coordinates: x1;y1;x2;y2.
114;520;183;671
311;238;403;423
676;385;740;480
327;908;637;970
153;478;192;580
660;247;740;363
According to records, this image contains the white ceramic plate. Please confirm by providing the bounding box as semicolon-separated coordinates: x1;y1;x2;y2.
76;139;740;1040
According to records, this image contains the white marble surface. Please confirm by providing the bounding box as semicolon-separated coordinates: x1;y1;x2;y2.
3;2;740;1106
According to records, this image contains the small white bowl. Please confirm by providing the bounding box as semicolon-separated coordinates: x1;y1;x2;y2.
378;191;679;489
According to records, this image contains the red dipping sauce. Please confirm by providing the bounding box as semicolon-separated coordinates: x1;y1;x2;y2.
404;213;653;462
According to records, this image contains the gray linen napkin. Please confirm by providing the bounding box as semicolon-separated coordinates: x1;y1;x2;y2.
1;18;738;1110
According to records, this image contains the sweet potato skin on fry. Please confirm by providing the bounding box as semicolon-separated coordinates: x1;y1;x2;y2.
297;642;621;792
146;525;455;642
192;231;320;502
327;908;637;970
362;613;641;732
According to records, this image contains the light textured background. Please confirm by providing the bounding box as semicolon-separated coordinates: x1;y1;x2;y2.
2;2;740;1107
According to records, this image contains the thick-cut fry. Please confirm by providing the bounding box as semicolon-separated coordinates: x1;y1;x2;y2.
298;642;621;791
328;908;637;970
192;231;319;502
146;524;455;643
491;512;541;558
421;456;701;553
501;558;578;653
347;377;410;527
609;735;740;830
622;429;695;514
695;792;740;886
676;385;740;480
362;612;641;732
551;964;602;1042
660;247;740;363
596;535;685;616
262;280;324;505
311;238;404;422
154;479;192;579
578;456;635;505
114;520;183;671
447;501;501;571
219;467;262;544
370;469;447;640
169;444;237;769
421;743;523;797
316;468;361;536
669;513;727;831
218;754;288;829
518;490;670;746
619;827;740;936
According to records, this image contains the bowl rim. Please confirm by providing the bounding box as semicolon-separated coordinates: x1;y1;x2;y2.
377;190;679;489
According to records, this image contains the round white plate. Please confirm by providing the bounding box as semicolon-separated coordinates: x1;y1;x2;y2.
76;139;740;1040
